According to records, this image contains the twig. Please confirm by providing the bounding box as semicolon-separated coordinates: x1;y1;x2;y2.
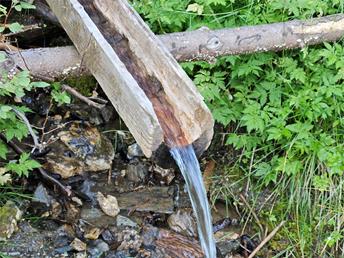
248;221;286;258
61;84;105;109
0;42;19;51
239;194;264;235
0;133;72;196
12;107;42;152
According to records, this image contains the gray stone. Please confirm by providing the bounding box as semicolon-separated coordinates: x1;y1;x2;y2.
126;162;148;183
116;215;137;228
127;143;144;159
167;209;197;237
33;184;54;206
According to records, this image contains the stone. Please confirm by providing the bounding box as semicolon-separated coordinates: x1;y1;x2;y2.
84;227;101;240
127;143;144;159
88;239;109;257
80;207;116;228
126;162;148;183
0;201;23;240
96;192;120;217
33;184;54;206
70;238;87;251
116;215;137;228
152;165;175;185
167;209;197;237
44;122;115;178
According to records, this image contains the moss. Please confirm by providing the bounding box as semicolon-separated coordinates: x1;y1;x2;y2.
64;75;97;97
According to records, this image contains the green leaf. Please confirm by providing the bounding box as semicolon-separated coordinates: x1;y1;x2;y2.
30;81;50;88
0;52;7;62
8;22;23;33
19;1;36;9
0;141;8;159
6;153;40;177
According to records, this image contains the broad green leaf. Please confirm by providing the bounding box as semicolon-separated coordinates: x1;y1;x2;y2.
8;22;23;33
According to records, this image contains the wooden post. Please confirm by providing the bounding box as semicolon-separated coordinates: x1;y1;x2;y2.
45;0;213;157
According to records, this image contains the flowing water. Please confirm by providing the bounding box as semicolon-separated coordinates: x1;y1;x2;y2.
170;145;216;258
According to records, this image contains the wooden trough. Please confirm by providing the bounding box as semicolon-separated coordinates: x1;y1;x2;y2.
45;0;214;158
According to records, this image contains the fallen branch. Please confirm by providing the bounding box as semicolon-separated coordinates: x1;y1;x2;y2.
248;221;286;258
1;14;344;78
61;84;105;110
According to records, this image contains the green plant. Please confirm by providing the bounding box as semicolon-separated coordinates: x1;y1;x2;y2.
133;0;344;256
0;0;35;33
0;53;49;185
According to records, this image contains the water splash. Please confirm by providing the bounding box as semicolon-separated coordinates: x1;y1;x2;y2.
170;145;216;258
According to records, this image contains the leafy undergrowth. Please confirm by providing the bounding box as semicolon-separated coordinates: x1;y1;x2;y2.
133;0;344;257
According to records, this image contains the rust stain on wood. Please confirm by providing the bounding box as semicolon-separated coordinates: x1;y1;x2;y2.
78;0;188;147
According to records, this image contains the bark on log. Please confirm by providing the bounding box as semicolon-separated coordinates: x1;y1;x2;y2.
2;13;344;79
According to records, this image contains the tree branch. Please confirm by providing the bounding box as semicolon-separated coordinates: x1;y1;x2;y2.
1;14;344;78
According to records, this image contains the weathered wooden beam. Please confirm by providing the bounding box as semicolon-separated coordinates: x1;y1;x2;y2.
45;0;213;156
44;0;163;158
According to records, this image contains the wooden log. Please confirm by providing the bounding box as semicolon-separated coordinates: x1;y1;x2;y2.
45;0;214;156
33;1;344;61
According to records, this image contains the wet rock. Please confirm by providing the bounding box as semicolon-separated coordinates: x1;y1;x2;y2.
167;209;197;237
116;186;174;214
0;201;23;240
116;229;142;252
80;207;116;228
84;227;101;240
217;239;241;256
88;239;110;257
97;192;120;217
80;179;97;203
44;122;115;178
127;143;144;159
126;162;148;183
33;184;54;206
116;215;137;228
152;165;175;185
101;229;117;245
75;252;88;258
70;238;87;251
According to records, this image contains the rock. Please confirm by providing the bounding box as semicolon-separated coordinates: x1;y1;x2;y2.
152;165;175;185
167;209;197;237
96;192;120;217
101;229;117;245
116;215;137;228
88;239;110;257
216;240;241;256
33;184;54;206
70;238;87;251
0;201;23;240
116;186;174;214
75;252;88;258
44;122;115;178
84;227;101;240
116;229;142;252
127;143;144;159
126;162;148;183
80;207;117;228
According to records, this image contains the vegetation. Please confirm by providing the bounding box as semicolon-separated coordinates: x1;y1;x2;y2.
133;0;344;257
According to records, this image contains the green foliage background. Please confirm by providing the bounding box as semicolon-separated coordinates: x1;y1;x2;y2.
132;0;344;256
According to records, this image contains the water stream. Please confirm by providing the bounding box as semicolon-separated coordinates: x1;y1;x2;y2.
170;145;216;258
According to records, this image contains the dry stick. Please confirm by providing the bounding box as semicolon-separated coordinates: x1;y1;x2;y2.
239;193;265;235
248;221;286;258
12;107;42;152
61;84;105;110
0;134;72;196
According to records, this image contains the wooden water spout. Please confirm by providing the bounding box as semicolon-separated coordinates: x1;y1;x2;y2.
45;0;213;158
